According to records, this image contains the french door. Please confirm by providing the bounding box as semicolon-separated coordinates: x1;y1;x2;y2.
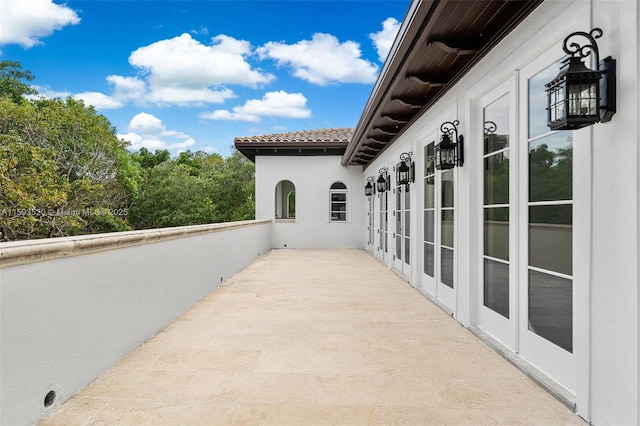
377;189;389;262
393;181;410;277
477;79;517;349
477;51;575;392
422;140;456;310
367;193;375;252
518;53;574;391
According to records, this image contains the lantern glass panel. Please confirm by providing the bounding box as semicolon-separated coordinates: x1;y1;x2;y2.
434;148;442;169
533;59;566;137
397;162;410;184
436;144;456;169
365;182;373;196
568;83;579;115
377;175;387;193
566;80;599;119
444;146;456;166
576;83;597;115
548;84;565;123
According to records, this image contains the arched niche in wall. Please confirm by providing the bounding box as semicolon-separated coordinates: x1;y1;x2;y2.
275;180;296;220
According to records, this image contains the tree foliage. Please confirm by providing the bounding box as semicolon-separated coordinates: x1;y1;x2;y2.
0;60;36;104
0;89;144;239
0;63;255;240
128;149;254;229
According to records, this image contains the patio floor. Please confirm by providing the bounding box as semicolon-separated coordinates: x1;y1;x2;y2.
40;249;583;425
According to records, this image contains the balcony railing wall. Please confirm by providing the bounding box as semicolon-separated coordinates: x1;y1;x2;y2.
0;219;272;426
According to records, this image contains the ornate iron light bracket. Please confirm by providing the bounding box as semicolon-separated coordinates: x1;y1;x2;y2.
546;28;616;129
396;152;415;188
377;167;389;193
435;120;464;169
364;176;376;197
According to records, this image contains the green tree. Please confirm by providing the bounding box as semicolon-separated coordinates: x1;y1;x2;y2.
0;61;36;104
0;64;143;240
29;97;143;233
128;148;254;229
1;62;257;238
0;136;76;240
208;149;255;222
175;150;223;176
129;161;218;228
131;147;171;170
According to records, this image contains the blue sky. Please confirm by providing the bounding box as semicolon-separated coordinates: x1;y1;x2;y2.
0;0;410;157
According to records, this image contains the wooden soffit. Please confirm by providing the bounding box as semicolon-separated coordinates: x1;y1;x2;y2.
343;0;543;167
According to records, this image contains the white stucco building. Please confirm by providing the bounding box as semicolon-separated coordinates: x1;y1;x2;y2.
2;0;638;424
235;0;640;424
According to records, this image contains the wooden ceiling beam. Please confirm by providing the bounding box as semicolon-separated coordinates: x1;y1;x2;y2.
380;113;411;124
428;38;482;56
372;126;398;136
405;73;448;87
391;96;427;108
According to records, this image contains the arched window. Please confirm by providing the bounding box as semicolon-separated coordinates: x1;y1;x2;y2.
275;180;295;220
330;182;347;222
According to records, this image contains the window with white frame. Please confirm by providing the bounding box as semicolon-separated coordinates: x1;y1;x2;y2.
330;182;347;222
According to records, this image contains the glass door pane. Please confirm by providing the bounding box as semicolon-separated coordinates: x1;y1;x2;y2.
423;149;435;278
404;185;410;267
379;191;387;254
483;93;511;318
526;60;573;354
441;169;455;289
395;185;402;262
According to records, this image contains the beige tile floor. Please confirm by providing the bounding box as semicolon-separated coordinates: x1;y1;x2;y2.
40;249;583;425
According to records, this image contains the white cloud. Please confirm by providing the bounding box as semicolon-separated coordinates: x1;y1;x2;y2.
190;27;209;36
203;109;260;123
200;146;219;154
200;91;311;122
146;86;235;107
106;75;147;102
257;33;379;85
28;85;71;100
122;33;274;106
73;92;123;109
370;17;401;63
118;112;196;153
0;0;80;48
24;32;279;110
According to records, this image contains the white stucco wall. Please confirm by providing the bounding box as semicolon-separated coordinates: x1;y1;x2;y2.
587;1;639;424
255;155;365;249
361;0;640;424
0;220;272;426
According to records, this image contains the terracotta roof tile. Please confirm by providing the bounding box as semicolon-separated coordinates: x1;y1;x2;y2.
234;128;353;145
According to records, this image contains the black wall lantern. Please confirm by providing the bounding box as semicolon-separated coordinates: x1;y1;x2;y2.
396;152;414;187
435;120;464;170
545;28;616;131
364;176;375;197
376;167;389;193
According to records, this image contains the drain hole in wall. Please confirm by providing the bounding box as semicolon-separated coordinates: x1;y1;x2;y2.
44;390;56;408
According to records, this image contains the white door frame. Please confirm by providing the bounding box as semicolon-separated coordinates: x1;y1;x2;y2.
516;46;575;392
475;77;518;350
420;133;456;310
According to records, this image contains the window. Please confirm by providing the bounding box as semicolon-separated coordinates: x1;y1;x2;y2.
330;182;347;222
